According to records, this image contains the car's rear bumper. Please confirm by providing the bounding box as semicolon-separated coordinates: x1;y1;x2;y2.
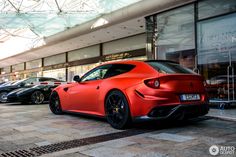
133;103;209;122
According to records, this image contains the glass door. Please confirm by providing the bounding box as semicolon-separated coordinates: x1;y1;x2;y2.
197;13;236;103
198;53;235;102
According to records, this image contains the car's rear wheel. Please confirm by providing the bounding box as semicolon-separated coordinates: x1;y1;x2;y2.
0;91;8;103
105;90;131;129
49;92;63;115
31;91;44;104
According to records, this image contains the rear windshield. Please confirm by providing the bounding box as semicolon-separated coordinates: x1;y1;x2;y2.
146;62;195;74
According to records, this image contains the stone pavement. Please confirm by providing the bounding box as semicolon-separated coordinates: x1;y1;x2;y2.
0;103;235;157
208;108;236;121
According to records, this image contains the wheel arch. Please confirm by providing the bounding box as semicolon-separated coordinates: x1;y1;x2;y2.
0;90;9;102
31;89;45;96
103;88;132;116
30;90;45;104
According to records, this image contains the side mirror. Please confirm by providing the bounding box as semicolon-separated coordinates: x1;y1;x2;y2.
73;75;81;82
19;82;25;87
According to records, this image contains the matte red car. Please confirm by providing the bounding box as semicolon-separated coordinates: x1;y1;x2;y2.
49;60;209;129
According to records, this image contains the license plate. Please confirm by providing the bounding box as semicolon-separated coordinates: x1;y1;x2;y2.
180;94;200;101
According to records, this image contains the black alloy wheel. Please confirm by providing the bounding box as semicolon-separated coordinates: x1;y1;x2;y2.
0;91;8;103
105;90;131;129
31;91;44;104
49;91;63;115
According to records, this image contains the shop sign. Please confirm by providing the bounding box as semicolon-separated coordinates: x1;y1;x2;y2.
103;52;132;61
43;63;67;71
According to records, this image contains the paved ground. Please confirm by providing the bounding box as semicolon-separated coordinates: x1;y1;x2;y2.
208;107;236;121
0;103;235;157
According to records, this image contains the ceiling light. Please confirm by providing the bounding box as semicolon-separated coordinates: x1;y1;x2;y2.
91;18;109;29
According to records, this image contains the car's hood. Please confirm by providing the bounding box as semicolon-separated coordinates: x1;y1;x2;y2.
0;85;18;91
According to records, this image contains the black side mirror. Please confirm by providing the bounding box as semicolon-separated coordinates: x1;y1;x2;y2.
73;75;81;82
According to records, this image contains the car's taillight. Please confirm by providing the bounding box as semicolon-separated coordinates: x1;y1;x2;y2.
144;78;160;89
40;82;48;85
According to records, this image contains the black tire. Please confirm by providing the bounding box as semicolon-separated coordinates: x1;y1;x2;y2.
31;91;44;104
0;91;8;103
49;92;63;115
105;90;131;129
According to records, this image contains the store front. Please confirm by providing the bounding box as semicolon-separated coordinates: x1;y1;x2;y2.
43;53;67;81
67;34;147;82
43;68;66;81
25;59;43;78
0;66;11;82
146;0;236;103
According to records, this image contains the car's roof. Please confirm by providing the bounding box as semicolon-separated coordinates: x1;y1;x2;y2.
101;60;141;65
100;60;177;66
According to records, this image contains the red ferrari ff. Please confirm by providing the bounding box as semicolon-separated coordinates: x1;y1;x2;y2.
49;60;209;129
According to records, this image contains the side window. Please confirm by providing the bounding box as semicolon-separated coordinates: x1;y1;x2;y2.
104;64;135;78
23;78;37;85
80;65;110;82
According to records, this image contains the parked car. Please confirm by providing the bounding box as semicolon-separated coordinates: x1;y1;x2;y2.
49;60;209;129
7;83;65;104
0;77;64;103
0;81;15;87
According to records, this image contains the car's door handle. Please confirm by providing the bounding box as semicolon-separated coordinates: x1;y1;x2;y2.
96;86;100;90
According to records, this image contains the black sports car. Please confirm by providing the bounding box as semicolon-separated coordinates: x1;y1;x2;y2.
0;77;64;103
7;84;61;104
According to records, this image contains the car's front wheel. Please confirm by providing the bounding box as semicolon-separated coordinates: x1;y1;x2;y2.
49;92;63;115
31;91;44;104
0;91;8;103
105;90;131;129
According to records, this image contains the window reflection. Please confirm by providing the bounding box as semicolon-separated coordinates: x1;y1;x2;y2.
156;5;195;69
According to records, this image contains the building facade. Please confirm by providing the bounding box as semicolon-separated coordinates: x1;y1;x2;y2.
146;0;236;102
0;0;235;102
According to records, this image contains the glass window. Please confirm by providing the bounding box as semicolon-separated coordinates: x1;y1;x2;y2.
26;59;42;69
12;63;24;72
44;53;66;66
197;13;236;65
198;0;236;20
43;68;66;81
25;71;42;78
12;78;37;86
12;79;27;86
1;66;11;74
81;65;110;82
146;61;195;74
68;45;100;62
104;64;135;78
155;5;195;69
23;78;38;85
67;63;98;82
103;34;146;55
197;13;236;100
